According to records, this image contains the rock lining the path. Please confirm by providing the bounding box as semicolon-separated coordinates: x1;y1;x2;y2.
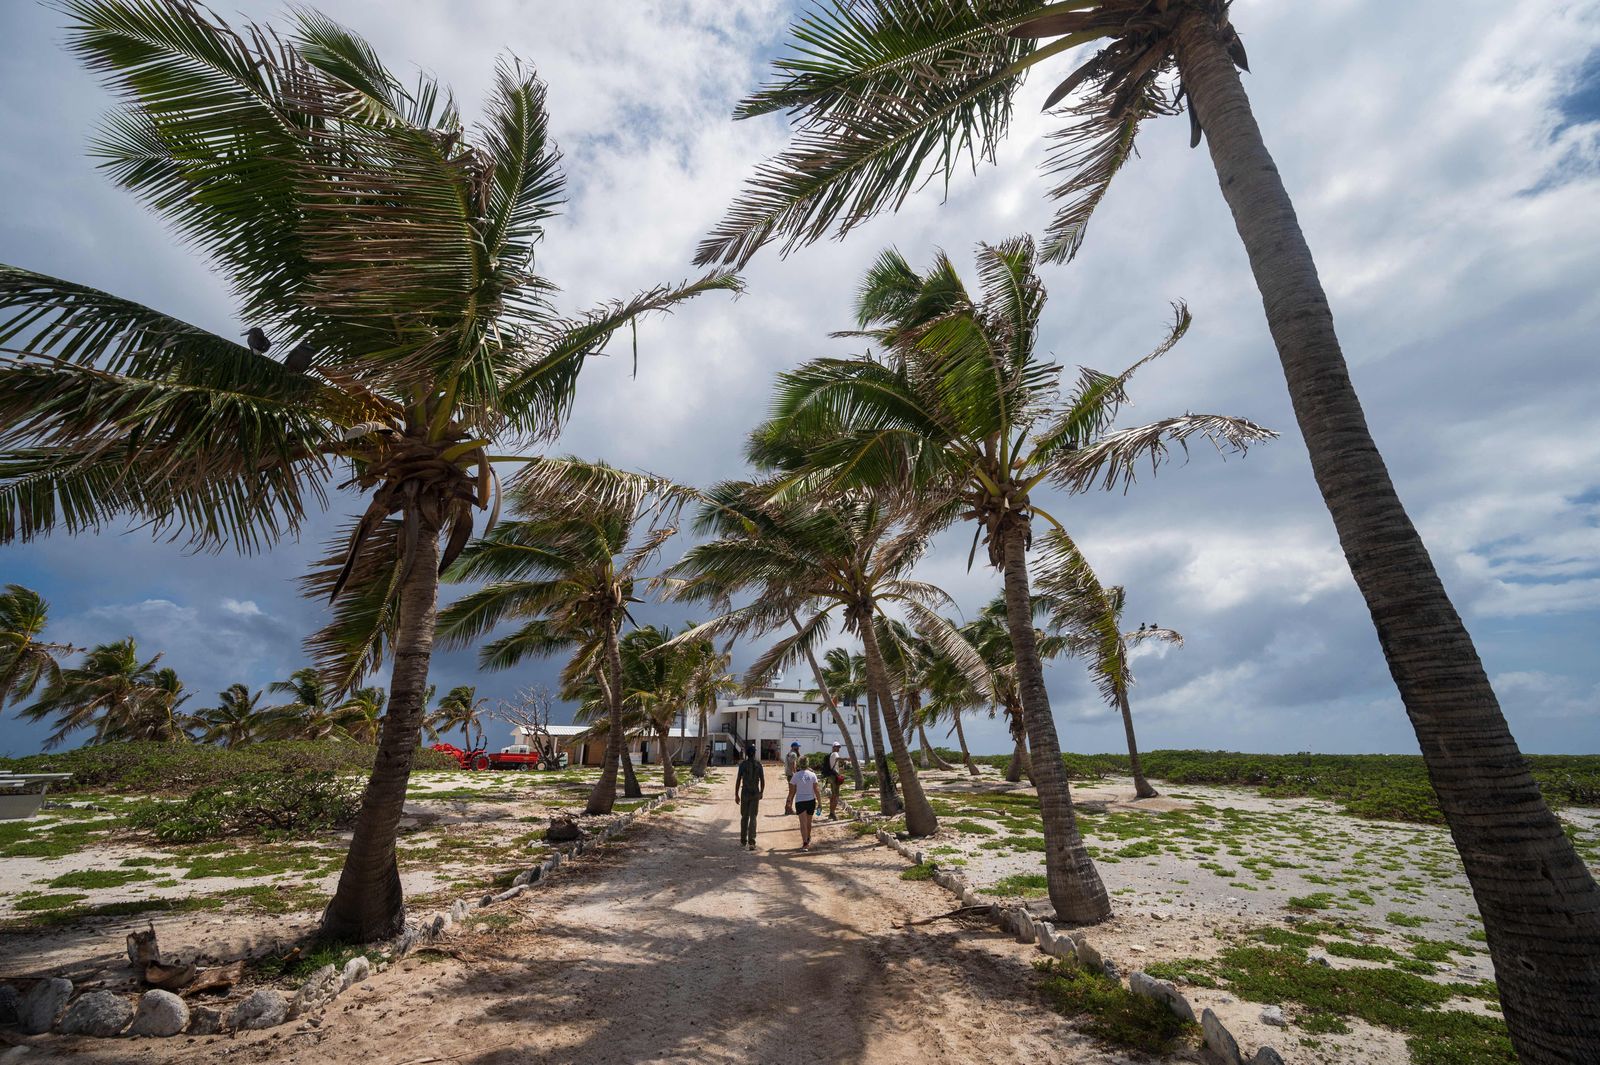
865;814;1285;1063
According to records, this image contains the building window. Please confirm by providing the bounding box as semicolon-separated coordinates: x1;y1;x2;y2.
810;713;817;724
849;714;857;725
789;711;798;723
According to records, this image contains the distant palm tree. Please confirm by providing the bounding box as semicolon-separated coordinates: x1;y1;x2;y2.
818;648;874;781
614;625;692;788
267;668;342;741
193;684;269;748
437;460;688;814
1037;531;1177;799
0;1;736;943
21;638;169;747
752;238;1268;921
335;687;387;745
0;585;77;713
430;686;485;749
680;634;737;779
915;622;985;776
704;6;1600;1042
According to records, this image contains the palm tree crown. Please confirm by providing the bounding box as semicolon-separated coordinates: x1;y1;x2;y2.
21;638;176;748
0;585;77;713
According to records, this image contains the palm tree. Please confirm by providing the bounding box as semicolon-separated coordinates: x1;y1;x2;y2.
666;482;984;837
681;634;737;779
192;684;269;747
0;585;77;714
917;622;985;776
614;625;694;789
752;238;1268;922
335;687;387;745
430;686;485;749
0;2;735;943
21;638;169;747
1036;530;1176;799
267;668;341;741
437;460;686;814
702;5;1600;1045
963;595;1069;785
817;647;875;790
789;615;867;791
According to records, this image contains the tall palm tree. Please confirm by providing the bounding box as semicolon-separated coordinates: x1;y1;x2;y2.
0;585;77;713
430;686;485;749
0;2;735;943
789;614;867;790
666;482;984;837
681;633;737;779
614;625;695;789
21;638;168;747
752;238;1268;921
917;621;985;776
437;460;686;814
1036;530;1176;799
702;5;1600;1046
193;683;269;747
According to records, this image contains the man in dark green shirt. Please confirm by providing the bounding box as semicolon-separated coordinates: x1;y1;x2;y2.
735;741;765;851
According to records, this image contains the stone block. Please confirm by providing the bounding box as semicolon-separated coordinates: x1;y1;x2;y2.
58;991;133;1037
128;989;188;1037
18;979;72;1035
1201;1008;1243;1065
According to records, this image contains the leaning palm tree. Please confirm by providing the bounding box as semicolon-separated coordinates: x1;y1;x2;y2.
266;668;341;741
614;625;692;789
0;2;735;943
964;594;1073;785
21;638;168;748
430;686;485;749
703;5;1600;1045
752;238;1269;922
1036;530;1176;799
817;647;875;789
917;621;985;776
437;460;687;814
192;684;269;748
681;634;737;779
0;585;77;714
666;481;985;837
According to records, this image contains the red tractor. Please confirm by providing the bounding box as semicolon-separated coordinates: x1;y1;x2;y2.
430;742;544;771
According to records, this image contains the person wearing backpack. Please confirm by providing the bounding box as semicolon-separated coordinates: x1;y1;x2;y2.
822;741;844;820
734;741;765;851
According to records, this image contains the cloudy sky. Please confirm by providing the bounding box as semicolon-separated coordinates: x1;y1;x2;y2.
2;0;1598;758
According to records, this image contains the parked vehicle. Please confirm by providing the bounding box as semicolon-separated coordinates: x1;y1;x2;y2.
430;742;543;771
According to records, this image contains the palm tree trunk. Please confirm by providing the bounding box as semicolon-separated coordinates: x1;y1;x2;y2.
658;724;677;788
1117;690;1158;799
859;619;937;837
998;525;1110;924
1004;705;1032;784
1175;13;1600;1054
865;684;901;816
691;707;709;778
917;717;954;771
584;624;625;815
950;710;980;776
792;614;866;790
855;708;872;790
621;746;643;798
321;512;441;942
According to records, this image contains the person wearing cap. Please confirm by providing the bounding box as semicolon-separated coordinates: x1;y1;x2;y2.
782;741;801;815
822;741;844;820
734;741;765;851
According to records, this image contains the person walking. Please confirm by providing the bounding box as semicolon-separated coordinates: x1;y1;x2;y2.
735;741;765;851
792;758;820;852
822;741;844;820
783;741;801;815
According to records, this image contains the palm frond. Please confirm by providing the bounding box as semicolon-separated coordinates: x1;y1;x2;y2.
1049;412;1275;494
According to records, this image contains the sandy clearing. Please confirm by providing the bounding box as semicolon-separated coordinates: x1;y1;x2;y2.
43;785;1200;1065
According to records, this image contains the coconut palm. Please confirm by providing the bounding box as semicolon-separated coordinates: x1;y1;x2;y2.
704;5;1600;1042
916;622;985;776
429;686;485;749
0;2;735;943
874;621;957;772
20;638;170;747
0;585;77;714
752;237;1269;921
681;634;737;779
335;687;387;745
267;668;341;741
666;481;985;837
788;614;867;790
614;625;694;788
817;647;875;788
962;595;1066;785
192;683;269;747
437;460;686;814
1036;530;1175;799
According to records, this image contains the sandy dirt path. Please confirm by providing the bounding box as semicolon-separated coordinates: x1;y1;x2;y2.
50;782;1192;1065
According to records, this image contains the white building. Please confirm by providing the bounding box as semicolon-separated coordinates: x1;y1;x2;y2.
513;683;867;767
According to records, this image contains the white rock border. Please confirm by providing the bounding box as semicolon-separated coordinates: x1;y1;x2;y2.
869;824;1287;1065
5;775;711;1043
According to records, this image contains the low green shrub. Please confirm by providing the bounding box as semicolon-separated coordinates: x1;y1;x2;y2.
0;741;455;794
129;771;361;843
1036;960;1196;1052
